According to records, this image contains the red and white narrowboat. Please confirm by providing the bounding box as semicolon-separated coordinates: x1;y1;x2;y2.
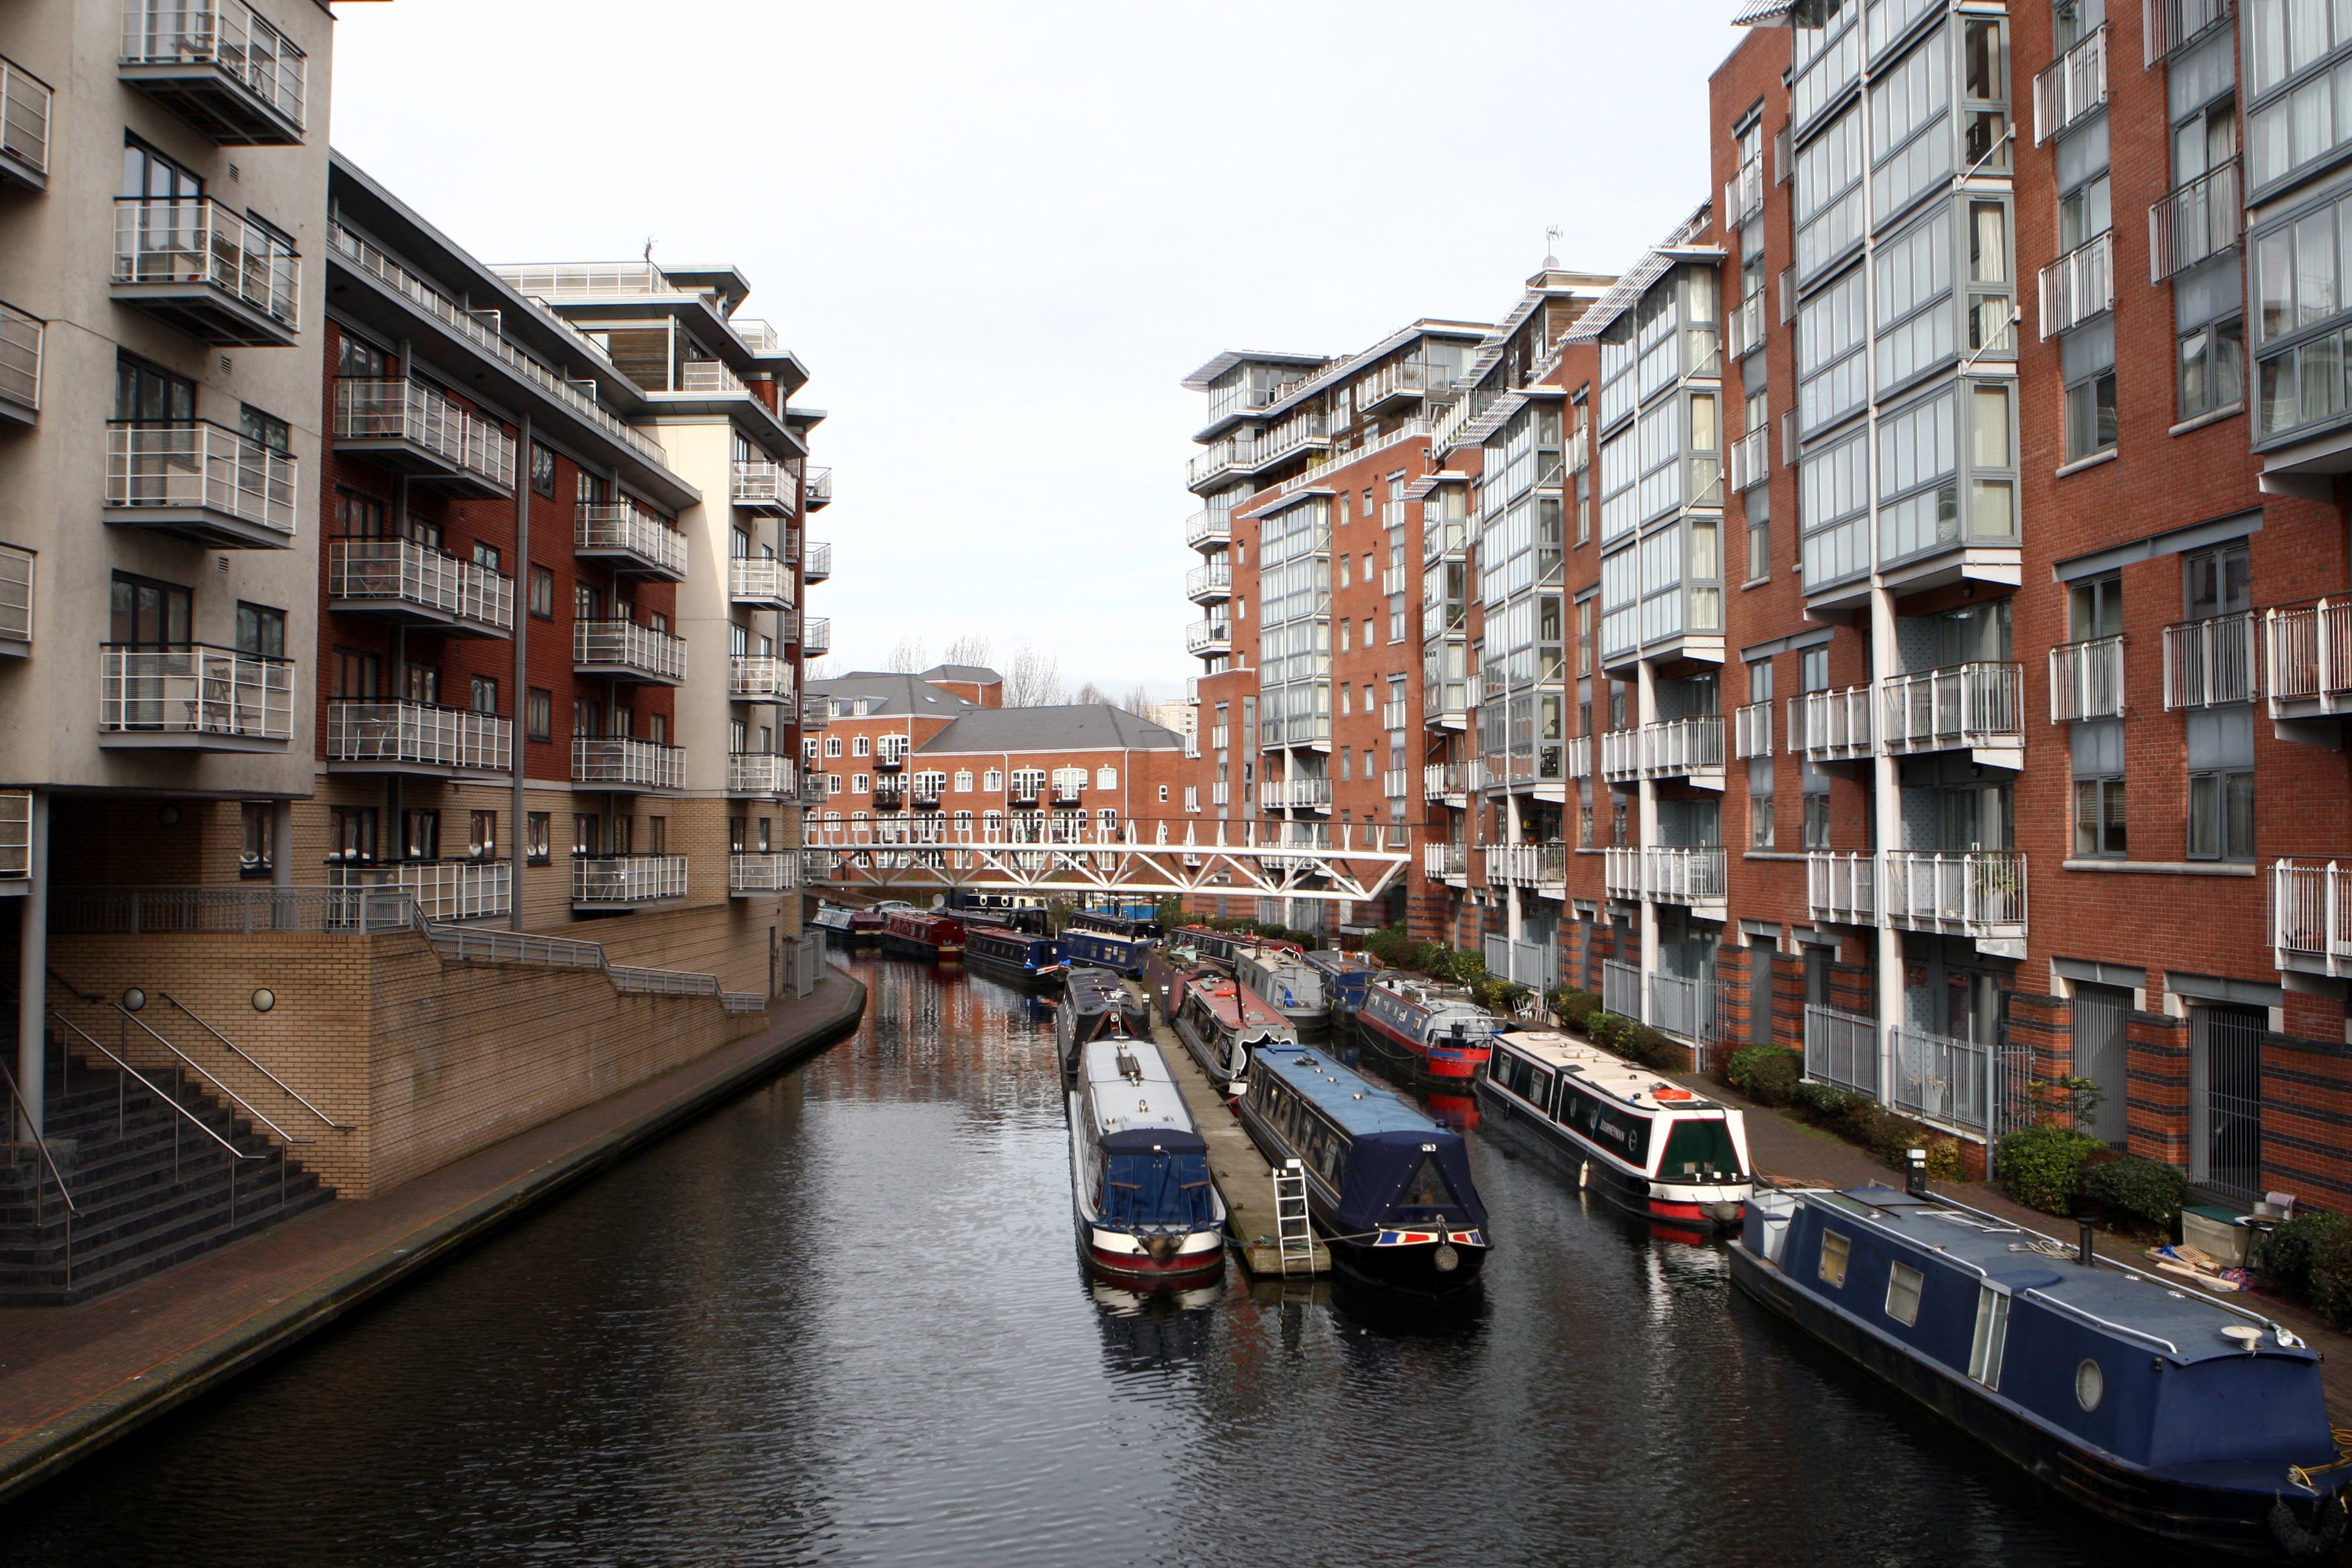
1356;976;1499;1082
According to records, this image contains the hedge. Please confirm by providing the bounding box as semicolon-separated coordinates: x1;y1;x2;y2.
1725;1045;1802;1107
2080;1155;2188;1232
1994;1123;2107;1216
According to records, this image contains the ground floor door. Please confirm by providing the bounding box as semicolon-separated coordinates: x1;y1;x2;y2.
2189;1002;2265;1200
2071;982;2132;1146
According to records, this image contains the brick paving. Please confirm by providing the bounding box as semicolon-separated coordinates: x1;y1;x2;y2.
0;974;864;1502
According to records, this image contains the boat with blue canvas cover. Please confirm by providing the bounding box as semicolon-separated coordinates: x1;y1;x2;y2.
1730;1184;2352;1560
1067;1035;1226;1288
961;922;1062;989
1236;1042;1489;1294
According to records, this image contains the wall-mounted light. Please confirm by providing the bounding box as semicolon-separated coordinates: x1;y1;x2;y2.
252;988;276;1013
122;988;146;1011
156;805;180;827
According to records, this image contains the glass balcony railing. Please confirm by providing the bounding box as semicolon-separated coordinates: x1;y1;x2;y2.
329;537;513;633
729;654;795;701
574;618;687;683
100;643;293;743
105;421;295;542
112;197;299;339
804;467;832;508
729;852;801;896
572;854;687;907
328;699;510;771
334;378;515;490
0;299;41;415
1186;620;1232;656
575;502;688;579
0;54;51;180
729;556;794;608
572;734;685;791
118;0;307;142
800;618;831;657
0;543;29;648
728;753;795;797
803;541;832;582
731;458;797;513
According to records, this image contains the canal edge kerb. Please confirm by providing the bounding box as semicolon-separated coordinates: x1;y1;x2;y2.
0;974;869;1510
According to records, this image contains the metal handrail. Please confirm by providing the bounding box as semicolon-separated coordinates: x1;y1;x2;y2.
109;1002;304;1144
0;1053;76;1213
158;990;353;1130
49;1010;252;1162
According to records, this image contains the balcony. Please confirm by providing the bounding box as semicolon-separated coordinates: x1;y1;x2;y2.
799;772;829;808
677;359;747;396
1628;716;1725;786
801;617;831;657
1186;437;1249;492
573;735;685;791
104;422;294;548
731;459;797;515
1186;559;1232;603
1727;424;1767;491
333;860;512;922
1184;511;1230;550
1880;662;2022;766
576;502;688;581
1359;356;1438;414
2165;613;2257;709
118;0;307;145
2267;601;2352;720
2038;231;2113;340
729;556;795;610
1881;850;2027;941
328;538;513;637
2276;861;2352;977
1423;760;1482;805
1267;777;1332;813
873;786;905;812
0;543;28;654
1599;729;1642;784
805;467;832;509
728;753;795;797
572;854;688;910
112;198;298;345
723;655;788;702
0;299;38;422
2047;635;2126;721
2145;0;2233;65
1608;846;1728;907
0;55;51;190
334;379;514;496
1186;619;1232;657
99;644;292;749
1422;516;1469;563
326;699;510;776
1807;850;1879;926
875;753;905;774
1488;843;1567;895
2149;159;2241;282
1724;158;1764;226
2032;23;2106;145
1732;701;1772;760
1603;846;1643;901
1424;843;1468;886
1789;685;1873;762
803;541;832;583
574;618;686;685
729;852;801;897
799;692;830;731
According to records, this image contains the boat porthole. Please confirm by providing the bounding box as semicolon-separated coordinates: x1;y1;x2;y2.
2075;1359;2104;1411
1434;1245;1459;1272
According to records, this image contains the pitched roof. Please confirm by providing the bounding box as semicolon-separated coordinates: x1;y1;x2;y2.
919;663;1002;684
915;703;1183;755
806;672;980;718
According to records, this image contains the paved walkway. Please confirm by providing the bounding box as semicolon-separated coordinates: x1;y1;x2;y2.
0;973;866;1505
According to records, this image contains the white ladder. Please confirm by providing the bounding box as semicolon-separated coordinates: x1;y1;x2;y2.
1273;1158;1314;1277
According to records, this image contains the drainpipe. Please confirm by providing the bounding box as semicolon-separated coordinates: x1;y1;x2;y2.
510;414;532;931
1872;583;1904;1103
1636;659;1660;1025
16;789;46;1140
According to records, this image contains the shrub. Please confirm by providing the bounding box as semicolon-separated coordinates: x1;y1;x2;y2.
2307;1223;2352;1331
2080;1156;2189;1232
1996;1123;2105;1216
1789;1079;1861;1119
1726;1045;1802;1106
1549;987;1601;1031
2265;1212;2347;1294
1923;1138;1967;1182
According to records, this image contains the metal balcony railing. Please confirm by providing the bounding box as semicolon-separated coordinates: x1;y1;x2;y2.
1184;511;1230;550
1807;851;1877;925
1646;846;1726;904
106;422;296;537
2277;860;2352;977
0;791;30;881
0;298;40;413
1881;850;2027;939
1638;716;1723;780
574;618;687;683
119;0;307;134
1381;565;1409;598
334;860;512;922
1603;846;1643;901
2149;158;2240;282
1267;778;1332;811
799;692;830;731
729;852;802;895
1490;843;1568;889
327;699;510;771
729;556;794;608
1880;663;2021;754
335;379;515;489
2032;23;2107;144
728;753;794;797
0;54;51;178
2163;611;2257;709
804;467;832;508
800;617;831;657
576;502;688;578
1733;701;1773;759
1599;729;1643;783
2144;0;2233;65
1186;559;1232;601
1728;424;1768;491
100;644;293;741
729;655;795;701
2047;635;2126;721
678;359;746;395
113;197;299;331
1891;1025;1993;1134
573;735;685;790
2038;231;2113;339
572;854;688;906
1728;288;1767;364
2266;600;2352;714
0;543;30;647
803;541;832;582
731;459;797;513
1186;620;1232;656
1724;158;1765;225
1805;1004;1879;1097
328;538;513;633
1789;685;1873;760
1358;356;1437;410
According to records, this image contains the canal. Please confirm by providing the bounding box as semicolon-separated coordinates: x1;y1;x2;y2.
6;955;2167;1566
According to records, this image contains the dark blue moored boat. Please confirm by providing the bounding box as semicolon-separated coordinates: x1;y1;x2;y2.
1066;1034;1225;1288
1302;948;1376;1025
962;923;1062;989
1069;904;1160;939
1059;922;1152;978
1236;1042;1489;1294
1732;1185;2352;1560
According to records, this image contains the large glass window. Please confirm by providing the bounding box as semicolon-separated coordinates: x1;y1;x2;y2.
1870;27;1953;224
2245;0;2352;189
1798;264;1868;432
1796;105;1866;281
1876;203;1957;391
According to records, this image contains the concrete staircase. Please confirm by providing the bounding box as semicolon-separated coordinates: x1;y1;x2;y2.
0;1044;335;1306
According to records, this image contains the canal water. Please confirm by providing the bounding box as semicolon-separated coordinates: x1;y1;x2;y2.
6;955;2172;1566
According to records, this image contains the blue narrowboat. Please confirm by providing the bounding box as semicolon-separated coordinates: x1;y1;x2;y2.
1302;948;1376;1024
1236;1042;1490;1294
962;923;1063;989
1066;1033;1226;1288
1059;922;1153;977
1731;1185;2352;1559
1070;902;1160;938
1056;966;1152;1084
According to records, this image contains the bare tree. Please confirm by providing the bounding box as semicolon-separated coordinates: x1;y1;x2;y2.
804;656;838;682
1120;684;1153;718
1073;681;1109;707
1004;641;1065;707
942;633;994;669
885;635;928;673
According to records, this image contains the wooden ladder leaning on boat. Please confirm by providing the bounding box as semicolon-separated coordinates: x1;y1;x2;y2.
1275;1160;1315;1278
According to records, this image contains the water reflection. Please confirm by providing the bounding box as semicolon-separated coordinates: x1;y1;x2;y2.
0;955;2173;1567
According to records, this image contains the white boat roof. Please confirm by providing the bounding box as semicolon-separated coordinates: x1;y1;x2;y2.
1081;1038;1201;1138
1495;1030;1730;1117
1371;975;1482;1014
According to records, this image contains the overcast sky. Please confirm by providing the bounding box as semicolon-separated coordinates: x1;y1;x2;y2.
330;2;1745;701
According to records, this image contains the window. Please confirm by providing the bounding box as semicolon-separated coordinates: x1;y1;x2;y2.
338;333;388;379
1158;784;1170;802
826;774;841;794
329;806;378;864
400;809;439;863
1817;1229;1851;1287
2185;541;2252;621
1096;766;1117;790
1804;784;1831;850
1885;1261;1925;1326
853;774;869;793
1746;485;1771;582
471;811;497;860
647;816;666;854
335;489;386;538
2069;571;2123;640
528;566;554;619
472;541;502;574
526;813;552;865
2189;766;2256;859
573;814;599;856
954;769;974;792
332;648;379;699
122;135;200;201
826;736;843;758
2177;315;2245;421
239;802;272;878
110;574;190;649
2065;366;2117;461
235;602;285;659
649;713;666;745
1968;1283;2010;1388
470;675;499;714
853;735;870;756
985;768;1004;792
239;404;290;454
526;688;552;742
576;583;599;621
530;441;556;497
113;353;194;425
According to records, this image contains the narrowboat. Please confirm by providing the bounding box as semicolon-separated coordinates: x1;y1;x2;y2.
1731;1185;2352;1560
1171;974;1295;1097
810;902;860;942
1057;922;1153;978
1066;1034;1226;1288
1237;1042;1490;1294
1170;926;1297;966
1302;948;1377;1025
947;891;1050;935
1234;947;1330;1032
1356;976;1499;1082
849;898;914;940
1476;1030;1752;1230
1069;903;1161;939
961;922;1063;989
1055;966;1152;1082
879;907;965;960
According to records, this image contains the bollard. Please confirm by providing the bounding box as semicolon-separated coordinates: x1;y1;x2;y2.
1905;1146;1929;1199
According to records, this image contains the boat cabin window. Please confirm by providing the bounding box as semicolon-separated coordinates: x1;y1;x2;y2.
1658;1117;1742;1182
1817;1230;1851;1288
1100;1149;1216;1226
1885;1261;1924;1327
1967;1285;2010;1389
1494;1050;1554;1115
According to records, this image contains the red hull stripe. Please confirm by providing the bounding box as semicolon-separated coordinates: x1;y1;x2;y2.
1648;1200;1707;1221
1089;1247;1223;1280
